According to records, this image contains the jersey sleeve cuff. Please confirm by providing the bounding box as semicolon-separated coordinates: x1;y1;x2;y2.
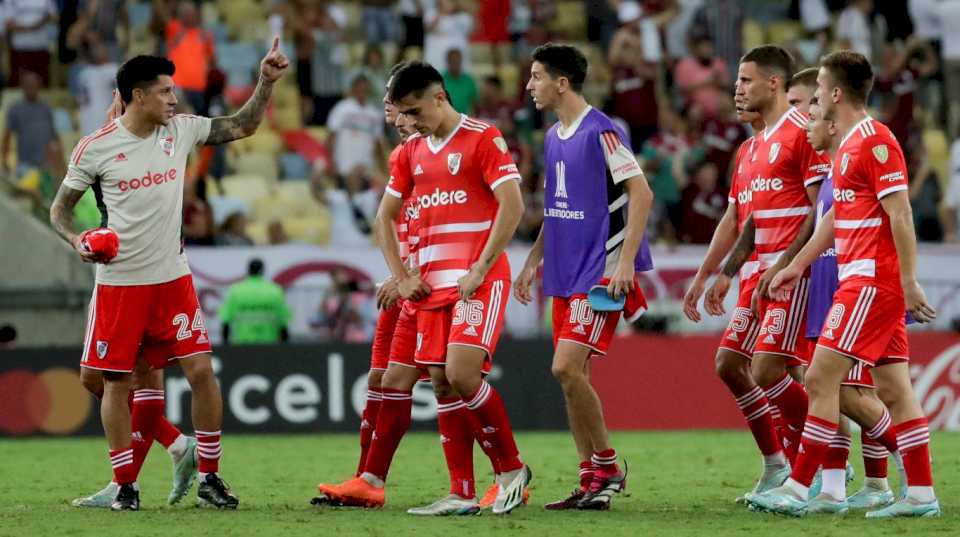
877;183;908;199
62;177;91;191
490;173;521;191
384;186;404;198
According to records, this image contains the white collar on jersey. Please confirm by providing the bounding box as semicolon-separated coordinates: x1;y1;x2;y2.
762;106;797;142
556;105;593;140
838;115;874;150
426;114;466;154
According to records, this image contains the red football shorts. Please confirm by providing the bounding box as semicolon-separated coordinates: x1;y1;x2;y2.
414;279;508;371
370;302;403;371
815;284;909;367
718;276;761;359
552;279;647;357
81;274;212;373
388;303;419;369
753;276;811;364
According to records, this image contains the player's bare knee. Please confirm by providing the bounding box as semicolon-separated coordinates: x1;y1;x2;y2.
180;354;215;386
714;352;750;387
80;367;104;397
445;367;479;396
368;369;385;389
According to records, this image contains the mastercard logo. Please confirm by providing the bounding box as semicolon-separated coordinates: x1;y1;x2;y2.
0;368;92;435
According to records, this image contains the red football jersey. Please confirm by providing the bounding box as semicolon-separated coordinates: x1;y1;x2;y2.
832;117;908;293
749;107;826;272
728;136;759;282
386;115;521;309
388;143;418;264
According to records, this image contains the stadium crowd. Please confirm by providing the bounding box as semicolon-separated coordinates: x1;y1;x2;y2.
3;0;960;248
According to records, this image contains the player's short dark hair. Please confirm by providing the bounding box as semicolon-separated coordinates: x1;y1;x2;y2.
740;45;795;89
787;67;818;91
387;61;447;102
820;50;874;105
116;55;175;104
248;258;265;276
531;43;588;93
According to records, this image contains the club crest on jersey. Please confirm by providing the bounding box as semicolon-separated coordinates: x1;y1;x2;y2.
447;152;462;175
161;136;175;157
840;153;851;175
768;142;781;164
493;136;509;154
96;341;108;359
872;144;889;164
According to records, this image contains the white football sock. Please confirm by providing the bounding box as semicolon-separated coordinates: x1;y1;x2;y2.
821;469;846;501
167;434;188;459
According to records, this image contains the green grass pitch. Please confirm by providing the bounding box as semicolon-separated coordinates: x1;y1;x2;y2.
1;431;957;536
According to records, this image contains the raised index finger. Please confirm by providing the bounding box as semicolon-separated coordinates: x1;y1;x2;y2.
270;36;280;52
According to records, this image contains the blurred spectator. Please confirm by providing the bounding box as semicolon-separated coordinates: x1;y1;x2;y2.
216;211;255;246
424;0;473;71
4;0;58;87
66;0;129;64
443;48;477;114
909;0;941;44
293;0;348;125
798;0;831;35
1;71;60;179
311;269;376;342
678;160;725;243
361;0;399;45
474;76;513;125
473;0;509;66
398;0;428;60
836;0;873;62
674;34;730;119
183;179;215;245
665;0;705;60
690;0;743;76
640;109;703;241
945;138;960;242
497;108;533;182
162;1;215;114
311;170;379;247
907;142;943;241
327;73;387;184
0;324;16;349
939;0;960;139
875;38;937;148
76;42;118;135
219;258;291;345
608;6;660;150
698;102;747;184
352;45;388;100
517;171;545;242
585;0;620;53
267;219;291;245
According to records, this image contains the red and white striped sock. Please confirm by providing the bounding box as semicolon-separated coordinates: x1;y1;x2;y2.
787;415;838;494
361;388;412;482
357;387;383;476
578;461;596;491
464;381;522;473
436;396;476;499
109;446;136;485
861;431;889;479
865;407;899;453
734;386;784;459
764;373;808;465
591;449;619;475
895;417;935;501
196;430;222;474
130;389;165;478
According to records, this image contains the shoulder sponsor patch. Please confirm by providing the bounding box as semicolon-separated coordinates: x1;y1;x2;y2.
872;144;889;164
493;136;508;154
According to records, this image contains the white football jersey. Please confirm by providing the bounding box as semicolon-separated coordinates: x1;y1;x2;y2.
63;114;212;285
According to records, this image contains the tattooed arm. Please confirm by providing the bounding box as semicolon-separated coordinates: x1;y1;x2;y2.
204;79;274;145
49;183;100;262
204;36;290;145
720;216;756;278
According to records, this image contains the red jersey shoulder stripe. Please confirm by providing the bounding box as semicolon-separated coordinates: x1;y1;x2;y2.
463;117;490;129
72;123;119;165
787;110;806;128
